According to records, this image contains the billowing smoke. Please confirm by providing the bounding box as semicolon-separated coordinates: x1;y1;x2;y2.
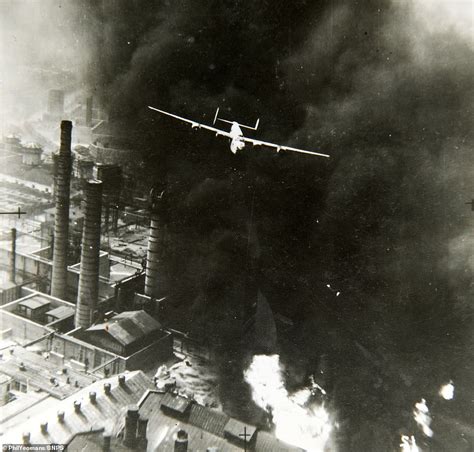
80;0;473;447
6;0;473;448
0;0;91;123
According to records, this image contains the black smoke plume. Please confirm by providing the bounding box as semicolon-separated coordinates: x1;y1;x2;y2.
75;0;473;448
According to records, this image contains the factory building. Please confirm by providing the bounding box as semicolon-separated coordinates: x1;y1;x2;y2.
3;135;22;153
0;117;306;452
42;89;65;122
0;288;172;376
80;310;166;356
1;370;301;451
20;143;43;166
72;145;95;180
0;371;152;444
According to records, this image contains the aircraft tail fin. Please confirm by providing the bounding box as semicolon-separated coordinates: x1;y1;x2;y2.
216;113;260;131
213;108;220;125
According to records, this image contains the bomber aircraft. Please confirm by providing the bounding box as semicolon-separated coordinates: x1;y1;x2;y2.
148;106;329;158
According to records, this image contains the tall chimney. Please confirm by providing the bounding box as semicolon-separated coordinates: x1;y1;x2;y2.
10;228;16;283
51;120;72;300
123;405;139;447
75;180;103;328
174;429;188;452
86;97;93;127
144;188;165;299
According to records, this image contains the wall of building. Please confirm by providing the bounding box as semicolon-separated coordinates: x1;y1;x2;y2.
46;315;74;334
125;332;173;371
0;311;50;345
0;245;116;304
0;377;12;407
48;333;120;373
114;274;145;312
1;292;75;314
0;285;21;306
89;143;131;166
172;336;213;362
0;247;51;293
82;331;124;355
0;174;52;194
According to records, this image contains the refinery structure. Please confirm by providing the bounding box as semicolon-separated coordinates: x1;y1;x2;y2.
0;93;311;451
1;1;473;451
0;89;470;452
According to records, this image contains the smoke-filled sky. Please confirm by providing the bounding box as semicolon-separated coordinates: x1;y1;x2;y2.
2;0;473;449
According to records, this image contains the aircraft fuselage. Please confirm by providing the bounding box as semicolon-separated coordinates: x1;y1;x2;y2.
229;122;245;154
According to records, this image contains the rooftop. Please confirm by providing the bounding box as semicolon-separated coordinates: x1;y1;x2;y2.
18;295;51;310
66;429;132;452
1;370;153;446
46;305;75;320
87;310;162;347
161;391;191;414
139;391;302;452
224;417;257;441
0;345;96;399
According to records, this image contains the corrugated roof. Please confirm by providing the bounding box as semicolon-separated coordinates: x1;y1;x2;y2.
188;403;229;437
1;371;153;446
138;392;241;452
115;310;162;331
87;310;161;346
0;346;95;399
67;430;132;452
46;305;75;320
161;392;191;414
255;430;303;452
18;295;51;310
224;418;257;441
3;384;299;451
139;392;298;452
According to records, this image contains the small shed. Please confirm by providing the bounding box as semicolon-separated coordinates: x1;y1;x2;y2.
45;306;75;330
17;296;51;323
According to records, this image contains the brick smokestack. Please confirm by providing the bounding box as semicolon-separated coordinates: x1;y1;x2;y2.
75;180;103;328
144;188;165;299
86;97;93;127
51;120;72;299
10;228;16;283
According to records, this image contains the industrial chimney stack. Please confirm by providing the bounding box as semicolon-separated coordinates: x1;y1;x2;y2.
144;188;165;299
51;120;72;300
75;180;103;328
10;228;16;283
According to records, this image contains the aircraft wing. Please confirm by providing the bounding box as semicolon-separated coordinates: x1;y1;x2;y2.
242;136;330;158
148;106;231;138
